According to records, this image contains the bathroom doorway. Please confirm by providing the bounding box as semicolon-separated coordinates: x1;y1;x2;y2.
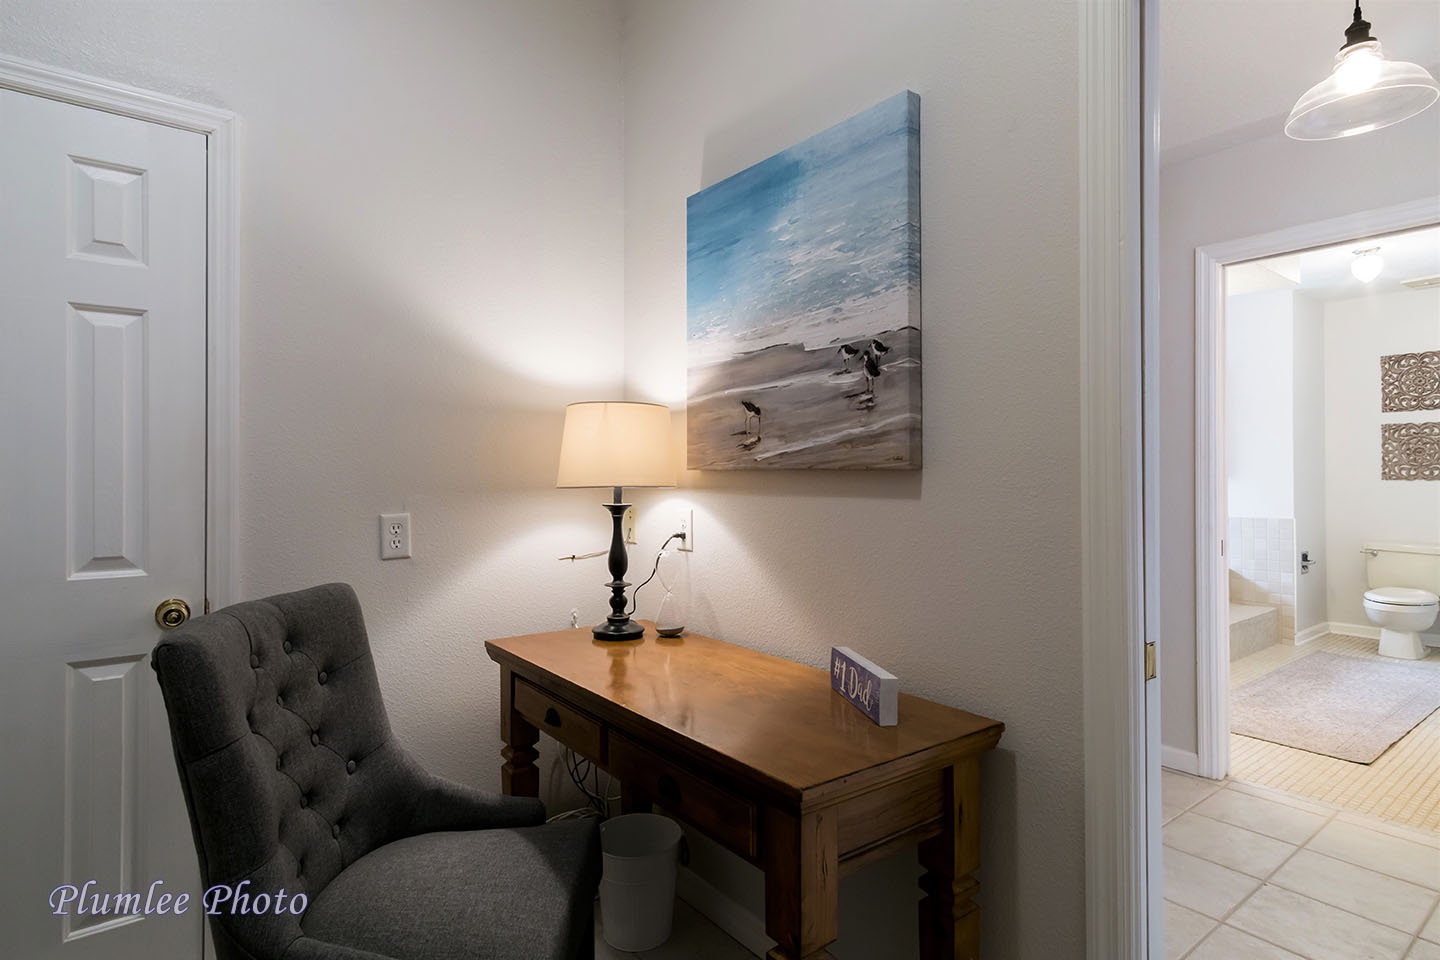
1196;209;1440;829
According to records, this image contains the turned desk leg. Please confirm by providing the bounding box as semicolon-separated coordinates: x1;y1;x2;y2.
499;667;540;797
762;807;839;960
919;757;982;960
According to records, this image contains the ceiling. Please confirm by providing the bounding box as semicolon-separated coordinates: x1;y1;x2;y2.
1227;224;1440;300
1160;0;1440;160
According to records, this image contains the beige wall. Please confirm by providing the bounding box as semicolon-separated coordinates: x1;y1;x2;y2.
1159;114;1440;759
1292;292;1326;636
6;2;1092;953
620;1;1085;956
1226;290;1297;518
1;0;628;794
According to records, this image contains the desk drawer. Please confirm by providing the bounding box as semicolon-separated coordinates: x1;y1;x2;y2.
609;731;757;860
514;678;605;761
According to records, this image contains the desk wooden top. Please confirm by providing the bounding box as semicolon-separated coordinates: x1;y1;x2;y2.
485;625;1003;804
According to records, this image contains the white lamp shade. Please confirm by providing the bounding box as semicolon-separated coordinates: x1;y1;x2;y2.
1285;40;1440;140
556;401;675;489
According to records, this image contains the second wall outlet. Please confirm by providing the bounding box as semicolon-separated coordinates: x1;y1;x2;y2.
380;512;411;560
677;509;693;552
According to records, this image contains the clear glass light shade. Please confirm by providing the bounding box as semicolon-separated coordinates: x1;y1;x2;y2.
1352;249;1384;282
1285;41;1440;141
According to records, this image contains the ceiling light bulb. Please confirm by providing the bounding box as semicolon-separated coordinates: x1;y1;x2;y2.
1285;4;1440;140
1334;43;1383;94
1352;248;1384;283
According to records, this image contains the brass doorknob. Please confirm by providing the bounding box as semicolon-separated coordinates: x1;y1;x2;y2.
155;598;191;630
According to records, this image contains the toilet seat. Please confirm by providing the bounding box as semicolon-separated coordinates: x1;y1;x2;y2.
1364;586;1440;607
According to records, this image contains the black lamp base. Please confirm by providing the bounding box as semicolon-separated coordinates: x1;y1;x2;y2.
592;618;645;641
592;489;645;642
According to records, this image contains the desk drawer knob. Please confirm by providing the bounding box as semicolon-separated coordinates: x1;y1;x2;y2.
657;774;681;804
543;707;561;727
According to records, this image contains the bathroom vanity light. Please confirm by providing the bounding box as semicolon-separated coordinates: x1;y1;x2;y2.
1352;247;1384;283
1285;2;1440;140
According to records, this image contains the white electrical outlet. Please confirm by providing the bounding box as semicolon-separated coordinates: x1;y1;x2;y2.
623;506;637;545
677;509;693;552
379;513;411;560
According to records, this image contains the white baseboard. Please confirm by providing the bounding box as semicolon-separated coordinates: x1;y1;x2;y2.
676;866;772;958
1161;746;1199;775
1309;621;1440;648
1327;621;1380;641
1294;623;1329;646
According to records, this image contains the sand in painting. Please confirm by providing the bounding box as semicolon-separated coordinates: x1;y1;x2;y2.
688;326;920;469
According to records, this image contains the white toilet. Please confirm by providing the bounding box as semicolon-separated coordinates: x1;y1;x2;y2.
1362;542;1440;660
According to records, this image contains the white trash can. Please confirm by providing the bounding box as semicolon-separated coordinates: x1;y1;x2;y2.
599;813;683;951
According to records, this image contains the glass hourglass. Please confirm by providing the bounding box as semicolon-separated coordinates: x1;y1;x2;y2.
654;548;688;637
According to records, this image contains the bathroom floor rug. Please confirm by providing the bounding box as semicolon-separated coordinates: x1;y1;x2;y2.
1229;651;1440;764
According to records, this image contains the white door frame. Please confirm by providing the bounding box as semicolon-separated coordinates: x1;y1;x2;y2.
1080;0;1155;956
0;55;239;609
1193;197;1440;780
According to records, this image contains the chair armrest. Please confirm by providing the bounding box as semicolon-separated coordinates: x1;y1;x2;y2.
408;774;546;834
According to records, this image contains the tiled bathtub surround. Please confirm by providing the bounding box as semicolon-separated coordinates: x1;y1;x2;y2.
1230;604;1279;661
1230;518;1296;643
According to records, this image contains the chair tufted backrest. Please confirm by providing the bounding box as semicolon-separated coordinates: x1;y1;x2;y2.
153;583;437;960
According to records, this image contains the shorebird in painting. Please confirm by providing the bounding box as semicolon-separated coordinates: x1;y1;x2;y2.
869;338;891;359
837;343;860;372
861;350;882;395
740;400;763;436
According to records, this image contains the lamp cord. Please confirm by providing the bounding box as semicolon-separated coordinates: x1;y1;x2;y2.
557;549;607;561
625;533;684;617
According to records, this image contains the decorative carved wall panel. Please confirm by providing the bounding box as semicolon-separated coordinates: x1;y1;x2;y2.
1380;351;1440;412
1381;421;1440;480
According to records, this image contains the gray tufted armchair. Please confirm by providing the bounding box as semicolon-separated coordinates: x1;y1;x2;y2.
151;582;600;960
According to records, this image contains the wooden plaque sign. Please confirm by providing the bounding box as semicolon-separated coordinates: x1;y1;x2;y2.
830;646;898;726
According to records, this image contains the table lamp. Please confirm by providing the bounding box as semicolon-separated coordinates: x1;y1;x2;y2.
557;401;675;640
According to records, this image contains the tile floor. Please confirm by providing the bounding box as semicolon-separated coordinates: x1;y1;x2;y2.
1228;634;1440;831
1163;769;1440;960
595;899;754;960
595;771;1440;959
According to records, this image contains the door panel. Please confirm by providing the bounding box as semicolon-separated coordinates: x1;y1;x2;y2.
0;89;207;960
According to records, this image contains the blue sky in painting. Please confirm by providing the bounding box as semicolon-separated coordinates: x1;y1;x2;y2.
687;91;919;361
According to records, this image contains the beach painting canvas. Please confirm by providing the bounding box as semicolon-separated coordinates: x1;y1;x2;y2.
686;91;921;470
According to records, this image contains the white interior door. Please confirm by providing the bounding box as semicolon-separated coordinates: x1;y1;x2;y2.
0;88;208;959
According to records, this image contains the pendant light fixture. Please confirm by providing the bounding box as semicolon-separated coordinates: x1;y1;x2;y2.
1285;3;1440;140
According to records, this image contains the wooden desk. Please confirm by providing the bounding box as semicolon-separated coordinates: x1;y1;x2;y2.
485;626;1003;960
